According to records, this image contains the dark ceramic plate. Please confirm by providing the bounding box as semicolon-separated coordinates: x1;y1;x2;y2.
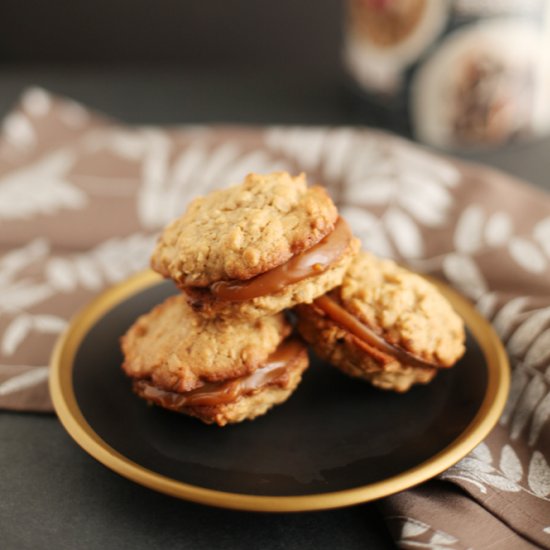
50;271;509;512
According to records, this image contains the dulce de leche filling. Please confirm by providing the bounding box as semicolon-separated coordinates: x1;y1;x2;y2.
135;339;304;409
314;295;440;370
209;217;352;302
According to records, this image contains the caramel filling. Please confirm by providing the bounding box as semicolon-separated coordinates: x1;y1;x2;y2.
210;217;352;302
314;295;440;370
135;339;304;408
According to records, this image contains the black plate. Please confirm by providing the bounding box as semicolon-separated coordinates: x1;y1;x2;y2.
50;272;509;511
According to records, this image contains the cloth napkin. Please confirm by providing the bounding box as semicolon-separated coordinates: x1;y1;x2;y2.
1;88;550;549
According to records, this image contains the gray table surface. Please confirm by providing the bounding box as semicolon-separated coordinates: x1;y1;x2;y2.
1;68;548;550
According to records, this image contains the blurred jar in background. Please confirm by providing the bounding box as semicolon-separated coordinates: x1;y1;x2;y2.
344;0;550;151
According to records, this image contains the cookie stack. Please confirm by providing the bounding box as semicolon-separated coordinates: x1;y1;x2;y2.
121;172;465;426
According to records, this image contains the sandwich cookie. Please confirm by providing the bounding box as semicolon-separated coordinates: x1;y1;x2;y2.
121;294;308;426
296;252;465;392
151;171;360;320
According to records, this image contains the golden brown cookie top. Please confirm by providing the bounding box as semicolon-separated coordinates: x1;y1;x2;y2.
151;172;338;286
337;252;465;367
121;294;290;392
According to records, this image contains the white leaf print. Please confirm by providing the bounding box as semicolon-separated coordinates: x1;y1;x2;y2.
221;150;287;190
441;473;488;494
0;366;49;396
499;445;523;482
162;145;211;223
340;207;393;258
346;179;394;205
196;142;242;188
46;258;78;292
398;192;447;227
268;128;458;230
510;375;546;440
391;140;461;188
73;256;103;291
2;315;33;356
168;144;208;196
485;211;513;247
401;518;429;538
321;129;355;183
454;205;485;254
87;234;155;284
32;315;67;333
1;314;66;356
442;253;487;301
0;238;49;286
287;128;327;171
45;233;156;294
384;208;423;258
344;143;384;190
430;532;458;545
471;442;493;463
96;129;148;159
58;100;89;128
400;172;453;212
500;368;529;426
297;130;328;171
137;139;286;229
0;281;53;314
473;472;521;492
22;87;51;117
344;142;380;187
543;527;550;534
394;163;456;226
453;457;494;474
265;127;329;172
138;131;172;229
529;391;550;446
476;292;498;320
528;451;550;497
523;329;550;369
0;150;85;220
2;112;35;149
507;307;550;359
509;237;547;274
534;217;550;258
492;297;529;340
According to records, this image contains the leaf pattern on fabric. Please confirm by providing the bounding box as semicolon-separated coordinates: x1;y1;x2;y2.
265;126;460;259
2;314;66;356
0;150;85;220
534;217;550;258
453;205;485;254
0;233;157;404
443;440;550;502
528;452;550;498
484;211;513;247
135;132;288;229
21;87;52;118
442;253;488;300
509;237;548;274
1;111;36;151
394;516;463;549
45;233;157;292
0;366;49;397
499;445;523;483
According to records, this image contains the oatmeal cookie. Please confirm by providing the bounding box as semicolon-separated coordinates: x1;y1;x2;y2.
121;294;308;425
296;251;465;392
151;172;359;319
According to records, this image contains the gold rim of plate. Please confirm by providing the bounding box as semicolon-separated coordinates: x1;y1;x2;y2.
49;269;510;513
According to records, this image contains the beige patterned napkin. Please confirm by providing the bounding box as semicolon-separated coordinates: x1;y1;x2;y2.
1;88;550;549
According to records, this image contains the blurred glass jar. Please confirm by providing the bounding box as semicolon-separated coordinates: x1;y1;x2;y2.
344;0;550;150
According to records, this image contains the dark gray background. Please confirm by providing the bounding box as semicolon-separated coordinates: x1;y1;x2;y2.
1;2;549;549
